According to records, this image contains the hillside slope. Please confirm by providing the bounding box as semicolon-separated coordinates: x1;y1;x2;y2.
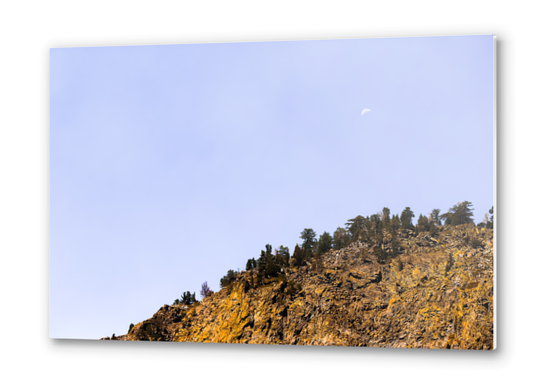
104;224;494;349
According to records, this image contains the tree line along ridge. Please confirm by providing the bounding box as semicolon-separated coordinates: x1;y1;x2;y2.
169;201;493;313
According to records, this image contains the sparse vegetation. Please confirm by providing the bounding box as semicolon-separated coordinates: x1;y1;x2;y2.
212;201;491;290
441;201;475;226
116;201;492;349
220;269;240;289
179;291;197;305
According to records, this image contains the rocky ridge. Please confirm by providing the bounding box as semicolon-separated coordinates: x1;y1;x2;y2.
103;224;494;349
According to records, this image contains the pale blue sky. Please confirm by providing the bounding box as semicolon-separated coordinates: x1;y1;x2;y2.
50;35;494;339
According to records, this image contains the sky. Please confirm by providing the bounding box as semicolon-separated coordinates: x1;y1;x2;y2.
50;35;494;339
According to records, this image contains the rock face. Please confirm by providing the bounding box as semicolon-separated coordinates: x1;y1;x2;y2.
105;224;494;350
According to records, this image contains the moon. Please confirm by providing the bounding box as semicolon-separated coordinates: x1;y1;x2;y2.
362;109;371;115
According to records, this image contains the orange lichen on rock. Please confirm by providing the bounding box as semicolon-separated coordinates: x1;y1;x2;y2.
107;224;494;350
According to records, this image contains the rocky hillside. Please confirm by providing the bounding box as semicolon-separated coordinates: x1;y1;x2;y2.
103;224;494;349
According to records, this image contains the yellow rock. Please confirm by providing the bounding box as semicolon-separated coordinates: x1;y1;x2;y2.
111;224;493;350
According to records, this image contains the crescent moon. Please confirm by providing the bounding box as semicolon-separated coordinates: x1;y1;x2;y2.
362;109;371;115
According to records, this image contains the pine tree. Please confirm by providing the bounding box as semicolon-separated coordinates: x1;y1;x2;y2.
333;226;350;249
181;291;193;305
245;258;257;271
390;214;401;232
441;211;451;225
400;207;415;229
317;231;333;255
417;214;430;232
452;201;474;225
442;201;474;226
291;244;304;267
257;244;279;278
220;270;239;288
277;246;290;267
381;207;391;228
300;229;317;253
430;209;441;225
345;215;366;243
257;250;267;277
368;214;383;237
265;244;279;277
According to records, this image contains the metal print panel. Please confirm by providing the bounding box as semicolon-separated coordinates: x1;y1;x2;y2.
50;35;495;349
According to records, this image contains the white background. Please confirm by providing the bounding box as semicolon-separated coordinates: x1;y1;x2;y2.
0;0;539;382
